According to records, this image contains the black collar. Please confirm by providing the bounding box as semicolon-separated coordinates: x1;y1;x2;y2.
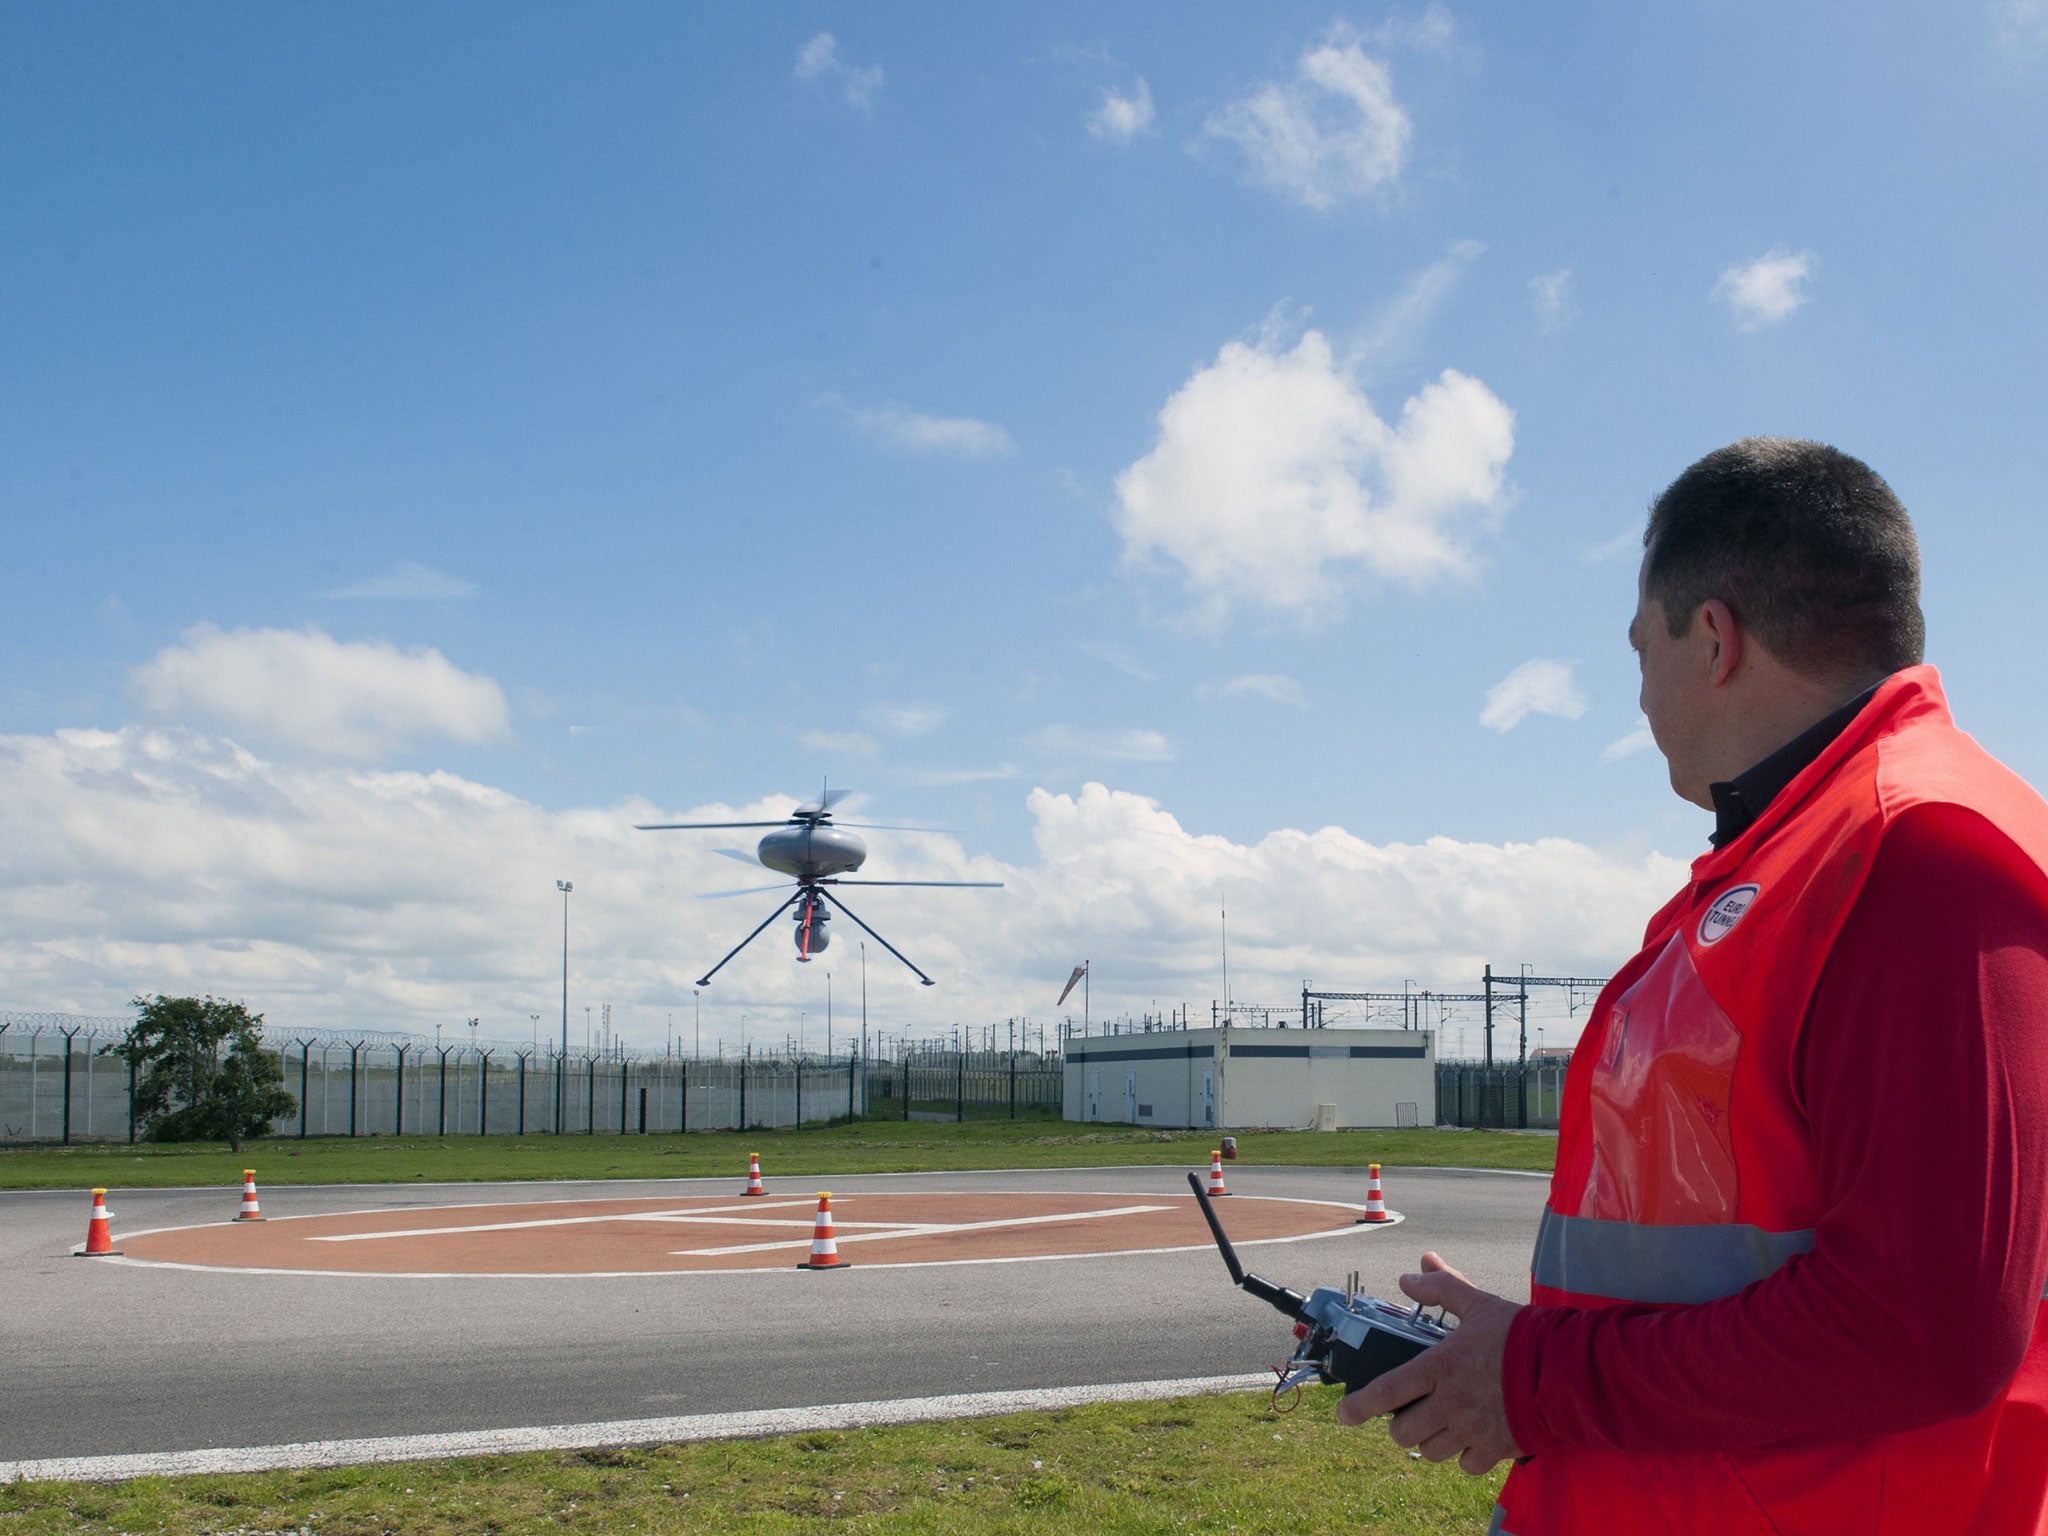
1708;683;1883;849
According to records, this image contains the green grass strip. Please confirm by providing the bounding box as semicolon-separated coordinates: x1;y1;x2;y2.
0;1119;1554;1190
0;1386;1505;1534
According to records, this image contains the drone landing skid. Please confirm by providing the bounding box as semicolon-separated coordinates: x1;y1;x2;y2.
695;884;938;988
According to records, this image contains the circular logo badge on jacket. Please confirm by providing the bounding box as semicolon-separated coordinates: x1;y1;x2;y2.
1698;883;1761;945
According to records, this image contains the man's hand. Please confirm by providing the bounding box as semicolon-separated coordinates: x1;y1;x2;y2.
1334;1252;1525;1476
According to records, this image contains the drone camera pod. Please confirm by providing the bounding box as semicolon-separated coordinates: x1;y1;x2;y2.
1186;1171;1452;1408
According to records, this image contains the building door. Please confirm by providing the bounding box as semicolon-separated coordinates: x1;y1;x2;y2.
1125;1071;1138;1123
1087;1071;1100;1121
1202;1070;1215;1127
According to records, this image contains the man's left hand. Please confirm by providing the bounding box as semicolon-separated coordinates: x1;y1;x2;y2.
1334;1252;1525;1475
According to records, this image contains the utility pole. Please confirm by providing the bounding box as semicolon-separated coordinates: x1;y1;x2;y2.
859;942;868;1117
556;880;573;1128
826;970;832;1060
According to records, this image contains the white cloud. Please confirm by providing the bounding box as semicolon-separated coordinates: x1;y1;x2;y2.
827;397;1014;458
1529;269;1574;333
1114;321;1515;622
1218;674;1307;707
1032;725;1176;763
1994;0;2048;55
1580;525;1641;564
1360;239;1484;361
1480;659;1589;733
1602;715;1655;762
1074;641;1157;682
1713;248;1816;330
864;703;949;737
900;765;1021;787
324;562;478;600
1089;77;1155;141
1206;25;1412;209
1370;2;1458;54
130;626;510;760
799;730;879;758
795;32;884;109
0;732;1687;1039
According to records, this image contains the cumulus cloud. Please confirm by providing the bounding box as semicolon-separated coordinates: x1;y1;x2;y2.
130;627;510;760
799;729;879;757
1032;725;1176;763
1217;674;1307;707
1089;77;1155;141
795;32;884;109
324;562;477;600
826;397;1014;457
0;730;1686;1041
1714;248;1816;330
1480;659;1589;733
1529;269;1574;333
1206;24;1412;209
1114;321;1515;621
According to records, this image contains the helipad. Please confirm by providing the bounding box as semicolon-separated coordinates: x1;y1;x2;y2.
111;1189;1389;1277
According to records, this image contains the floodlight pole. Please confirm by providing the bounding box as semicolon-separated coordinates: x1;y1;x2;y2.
557;881;573;1128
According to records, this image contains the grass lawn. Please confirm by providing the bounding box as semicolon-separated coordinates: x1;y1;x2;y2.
0;1386;1505;1535
0;1118;1554;1190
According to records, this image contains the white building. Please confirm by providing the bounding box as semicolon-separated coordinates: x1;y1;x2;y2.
1061;1026;1435;1131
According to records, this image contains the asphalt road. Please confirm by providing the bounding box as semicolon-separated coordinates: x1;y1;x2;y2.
0;1164;1547;1462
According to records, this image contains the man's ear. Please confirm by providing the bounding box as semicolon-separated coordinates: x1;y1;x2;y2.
1699;598;1744;687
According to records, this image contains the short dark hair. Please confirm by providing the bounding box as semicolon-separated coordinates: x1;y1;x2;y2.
1644;437;1924;681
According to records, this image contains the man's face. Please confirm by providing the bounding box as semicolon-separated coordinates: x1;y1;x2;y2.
1630;559;1715;809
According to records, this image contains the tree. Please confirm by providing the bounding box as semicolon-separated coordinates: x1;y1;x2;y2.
106;995;297;1150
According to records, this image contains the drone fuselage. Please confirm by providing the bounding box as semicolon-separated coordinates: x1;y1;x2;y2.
757;824;867;882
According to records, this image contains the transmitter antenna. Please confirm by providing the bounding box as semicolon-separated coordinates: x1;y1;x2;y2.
1187;1171;1309;1322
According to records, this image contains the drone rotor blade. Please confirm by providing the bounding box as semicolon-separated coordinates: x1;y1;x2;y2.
814;887;936;987
636;820;791;831
827;880;1004;888
696;890;807;988
710;847;764;867
832;821;957;833
821;785;852;810
699;882;795;900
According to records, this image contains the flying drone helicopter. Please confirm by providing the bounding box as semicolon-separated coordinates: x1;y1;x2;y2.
635;786;1002;988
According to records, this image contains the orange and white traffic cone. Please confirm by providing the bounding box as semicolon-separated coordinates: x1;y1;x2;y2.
77;1188;121;1257
1207;1149;1230;1197
1356;1163;1389;1224
797;1191;850;1270
741;1151;766;1197
235;1168;265;1221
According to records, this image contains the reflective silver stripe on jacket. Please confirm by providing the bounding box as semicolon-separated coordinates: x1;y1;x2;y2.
1486;1504;1514;1536
1532;1207;1816;1304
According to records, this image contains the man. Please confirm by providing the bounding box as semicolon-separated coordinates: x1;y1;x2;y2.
1340;439;2048;1534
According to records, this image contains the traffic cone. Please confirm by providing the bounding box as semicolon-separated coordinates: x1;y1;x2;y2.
1207;1149;1230;1197
77;1188;121;1257
741;1151;766;1197
1356;1163;1389;1224
797;1191;850;1270
235;1169;265;1221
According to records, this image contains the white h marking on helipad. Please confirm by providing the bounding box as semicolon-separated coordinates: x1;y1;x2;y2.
672;1203;1173;1257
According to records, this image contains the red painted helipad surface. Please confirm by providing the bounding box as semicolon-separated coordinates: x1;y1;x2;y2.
116;1190;1378;1275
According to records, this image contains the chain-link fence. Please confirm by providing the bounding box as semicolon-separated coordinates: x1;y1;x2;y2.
1;1012;1065;1143
1434;1062;1567;1130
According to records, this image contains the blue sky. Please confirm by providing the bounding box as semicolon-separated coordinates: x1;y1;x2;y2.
4;3;2045;1052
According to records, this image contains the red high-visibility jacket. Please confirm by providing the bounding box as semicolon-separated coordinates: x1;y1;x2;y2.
1493;667;2048;1536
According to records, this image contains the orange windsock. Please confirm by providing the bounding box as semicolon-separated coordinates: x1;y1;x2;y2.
742;1151;766;1197
798;1191;850;1270
78;1188;121;1257
1207;1149;1230;1197
1356;1163;1389;1224
236;1168;265;1222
